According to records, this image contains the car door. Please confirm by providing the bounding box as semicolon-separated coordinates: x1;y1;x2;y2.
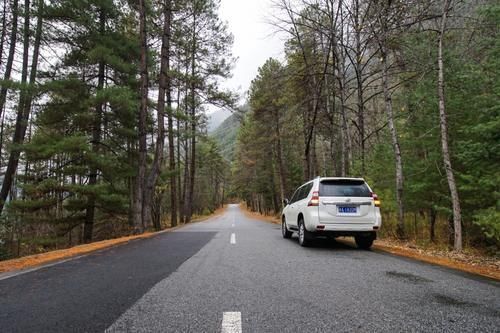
285;186;302;228
295;182;313;216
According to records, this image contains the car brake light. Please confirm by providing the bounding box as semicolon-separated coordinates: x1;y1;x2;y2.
308;191;319;206
372;193;381;207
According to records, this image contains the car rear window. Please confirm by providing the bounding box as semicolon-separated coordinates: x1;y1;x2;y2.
319;180;371;197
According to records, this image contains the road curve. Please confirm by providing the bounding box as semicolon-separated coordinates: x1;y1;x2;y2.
1;204;499;332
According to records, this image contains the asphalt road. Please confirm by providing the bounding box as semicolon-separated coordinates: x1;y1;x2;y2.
0;204;499;332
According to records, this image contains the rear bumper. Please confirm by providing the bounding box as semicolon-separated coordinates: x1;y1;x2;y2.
313;228;377;239
316;223;379;232
304;207;382;234
310;208;382;232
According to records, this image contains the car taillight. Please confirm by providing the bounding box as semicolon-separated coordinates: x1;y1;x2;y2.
308;191;319;206
372;193;381;207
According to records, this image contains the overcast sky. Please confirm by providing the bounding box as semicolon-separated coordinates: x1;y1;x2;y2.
218;0;285;103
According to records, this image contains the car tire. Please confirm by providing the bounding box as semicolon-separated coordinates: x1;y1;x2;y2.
355;235;374;250
298;218;313;247
282;217;292;239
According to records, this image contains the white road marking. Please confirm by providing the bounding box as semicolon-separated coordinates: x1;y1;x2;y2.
222;311;242;333
230;233;236;244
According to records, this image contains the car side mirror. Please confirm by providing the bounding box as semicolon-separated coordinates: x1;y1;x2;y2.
283;198;289;206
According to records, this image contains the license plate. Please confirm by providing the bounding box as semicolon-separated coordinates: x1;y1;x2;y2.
338;206;357;213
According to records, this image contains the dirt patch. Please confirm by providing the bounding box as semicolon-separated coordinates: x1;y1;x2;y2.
0;206;227;275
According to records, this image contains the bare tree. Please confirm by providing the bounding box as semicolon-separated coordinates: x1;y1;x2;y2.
437;0;462;251
368;0;406;238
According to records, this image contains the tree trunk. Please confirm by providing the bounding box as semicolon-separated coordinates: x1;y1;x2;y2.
274;109;286;206
185;10;197;223
133;0;149;233
429;208;436;243
354;0;365;176
0;0;42;215
0;0;19;120
0;110;4;170
165;0;176;227
337;3;351;176
182;118;189;223
437;0;462;251
176;97;182;224
337;50;351;177
84;7;105;243
0;0;8;67
186;105;196;223
143;0;172;229
381;47;405;239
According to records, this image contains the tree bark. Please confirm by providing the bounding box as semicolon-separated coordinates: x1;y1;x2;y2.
437;0;462;251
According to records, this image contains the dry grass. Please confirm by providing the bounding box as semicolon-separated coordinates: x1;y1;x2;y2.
240;203;280;224
373;238;500;281
0;206;227;275
0;232;157;274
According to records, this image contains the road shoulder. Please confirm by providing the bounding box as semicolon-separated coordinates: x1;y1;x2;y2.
0;206;227;277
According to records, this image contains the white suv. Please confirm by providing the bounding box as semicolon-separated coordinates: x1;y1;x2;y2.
281;177;382;249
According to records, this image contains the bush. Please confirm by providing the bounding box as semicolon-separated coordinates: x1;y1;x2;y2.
473;208;500;249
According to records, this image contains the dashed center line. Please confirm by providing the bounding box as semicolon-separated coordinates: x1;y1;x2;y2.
230;233;236;244
222;312;242;333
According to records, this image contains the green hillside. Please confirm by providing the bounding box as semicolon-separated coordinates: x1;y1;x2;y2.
210;107;246;162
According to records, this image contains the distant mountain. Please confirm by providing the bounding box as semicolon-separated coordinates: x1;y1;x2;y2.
211;106;247;162
206;109;232;133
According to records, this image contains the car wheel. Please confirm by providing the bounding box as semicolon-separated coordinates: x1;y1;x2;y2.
282;217;292;239
298;218;312;247
355;235;374;250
